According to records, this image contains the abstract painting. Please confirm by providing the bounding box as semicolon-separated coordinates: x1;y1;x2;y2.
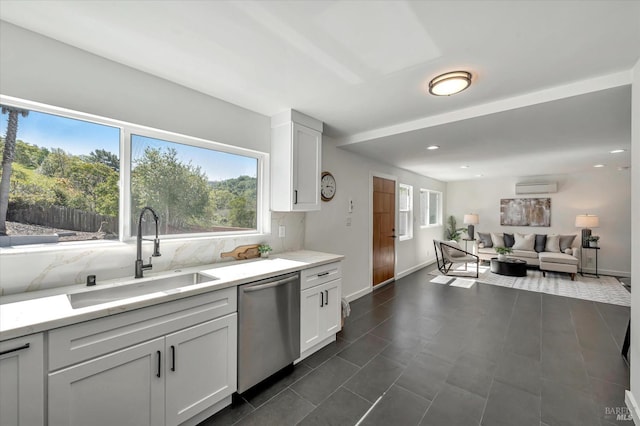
500;198;551;227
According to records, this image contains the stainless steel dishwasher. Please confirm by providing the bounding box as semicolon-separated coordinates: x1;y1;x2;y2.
237;272;300;393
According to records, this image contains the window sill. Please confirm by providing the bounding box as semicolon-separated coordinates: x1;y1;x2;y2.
419;224;443;229
0;231;269;255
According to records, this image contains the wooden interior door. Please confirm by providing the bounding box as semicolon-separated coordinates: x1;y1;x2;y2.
372;177;395;286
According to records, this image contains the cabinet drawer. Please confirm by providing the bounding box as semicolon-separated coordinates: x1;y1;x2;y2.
301;262;342;290
49;287;236;371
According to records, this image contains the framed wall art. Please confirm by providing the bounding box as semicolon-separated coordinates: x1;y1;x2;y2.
500;198;551;227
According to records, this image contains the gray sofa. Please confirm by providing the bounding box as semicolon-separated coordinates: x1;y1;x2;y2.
476;232;580;280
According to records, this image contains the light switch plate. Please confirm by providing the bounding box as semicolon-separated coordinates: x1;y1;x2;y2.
278;225;286;238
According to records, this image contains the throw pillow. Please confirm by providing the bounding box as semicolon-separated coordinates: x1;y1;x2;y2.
545;234;561;253
534;234;547;253
478;232;492;248
503;233;515;248
442;240;466;258
559;234;577;252
564;248;573;255
513;233;535;251
490;233;504;248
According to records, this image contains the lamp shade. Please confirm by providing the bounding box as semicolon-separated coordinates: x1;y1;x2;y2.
464;214;479;225
575;214;599;228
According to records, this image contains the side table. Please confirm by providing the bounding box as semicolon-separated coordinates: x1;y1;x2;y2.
462;239;476;271
580;246;600;278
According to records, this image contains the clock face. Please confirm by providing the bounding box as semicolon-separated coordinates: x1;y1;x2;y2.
321;172;336;201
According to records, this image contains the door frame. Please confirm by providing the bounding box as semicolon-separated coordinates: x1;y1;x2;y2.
369;171;398;290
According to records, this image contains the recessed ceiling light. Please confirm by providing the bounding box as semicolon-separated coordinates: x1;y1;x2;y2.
428;71;472;96
460;165;469;169
610;149;626;154
618;166;630;171
593;164;605;168
426;145;440;150
476;174;484;177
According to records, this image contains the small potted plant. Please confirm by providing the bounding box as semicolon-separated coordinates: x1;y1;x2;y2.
258;244;272;258
494;246;513;261
587;235;600;248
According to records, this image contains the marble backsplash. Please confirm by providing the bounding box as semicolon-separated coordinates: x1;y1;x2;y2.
0;212;305;296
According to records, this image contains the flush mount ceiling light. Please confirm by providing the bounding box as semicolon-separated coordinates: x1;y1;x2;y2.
428;71;472;96
426;145;440;150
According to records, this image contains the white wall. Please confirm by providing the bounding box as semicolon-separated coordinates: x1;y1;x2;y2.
305;137;446;301
0;21;269;152
0;22;307;295
446;170;631;276
628;58;640;422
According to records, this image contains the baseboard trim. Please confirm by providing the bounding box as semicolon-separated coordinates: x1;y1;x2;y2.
345;286;371;302
580;267;631;278
626;390;640;424
397;258;436;279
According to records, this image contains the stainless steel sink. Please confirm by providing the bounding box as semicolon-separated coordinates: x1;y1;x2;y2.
67;272;218;309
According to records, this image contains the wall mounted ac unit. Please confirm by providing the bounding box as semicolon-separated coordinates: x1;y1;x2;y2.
515;182;558;194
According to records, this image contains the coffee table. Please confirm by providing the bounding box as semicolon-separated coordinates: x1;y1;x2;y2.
490;257;527;277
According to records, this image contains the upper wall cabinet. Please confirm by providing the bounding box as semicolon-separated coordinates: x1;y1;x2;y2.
271;110;322;212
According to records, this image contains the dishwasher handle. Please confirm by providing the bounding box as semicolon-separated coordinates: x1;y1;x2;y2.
242;275;298;293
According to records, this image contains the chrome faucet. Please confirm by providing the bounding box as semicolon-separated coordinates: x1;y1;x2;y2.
135;206;161;278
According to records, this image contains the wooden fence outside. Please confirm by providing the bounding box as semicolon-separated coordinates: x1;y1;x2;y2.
8;205;118;233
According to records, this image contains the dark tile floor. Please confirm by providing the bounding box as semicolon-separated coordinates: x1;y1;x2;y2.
201;266;631;426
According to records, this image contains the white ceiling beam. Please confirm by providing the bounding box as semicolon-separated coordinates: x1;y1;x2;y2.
336;70;632;146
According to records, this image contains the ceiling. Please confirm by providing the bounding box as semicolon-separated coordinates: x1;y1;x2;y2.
1;0;638;181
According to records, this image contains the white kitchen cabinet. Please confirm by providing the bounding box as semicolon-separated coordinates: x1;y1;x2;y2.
48;337;166;426
48;288;237;426
271;109;323;212
299;262;342;359
165;314;237;426
0;333;44;426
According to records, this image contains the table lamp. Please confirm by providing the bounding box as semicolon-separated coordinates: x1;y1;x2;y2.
575;214;599;248
464;214;479;240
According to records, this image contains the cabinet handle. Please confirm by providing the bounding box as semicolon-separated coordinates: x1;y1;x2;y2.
0;343;30;356
320;291;324;307
171;345;176;372
325;290;329;305
156;350;161;378
294;190;298;205
317;271;329;277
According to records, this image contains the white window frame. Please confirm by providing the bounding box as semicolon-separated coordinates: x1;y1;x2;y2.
420;189;442;228
0;95;269;249
398;183;413;241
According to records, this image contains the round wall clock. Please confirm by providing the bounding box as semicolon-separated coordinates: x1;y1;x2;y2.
321;171;336;202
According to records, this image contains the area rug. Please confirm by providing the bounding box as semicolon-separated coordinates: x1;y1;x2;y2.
428;265;630;307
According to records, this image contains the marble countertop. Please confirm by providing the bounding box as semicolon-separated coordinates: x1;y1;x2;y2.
0;250;344;341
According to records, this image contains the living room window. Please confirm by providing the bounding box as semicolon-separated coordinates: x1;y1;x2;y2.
0;96;266;246
420;189;442;227
398;183;413;241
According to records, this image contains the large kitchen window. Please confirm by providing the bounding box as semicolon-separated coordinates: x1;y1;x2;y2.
398;183;413;241
0;106;121;242
0;96;265;245
420;189;442;227
130;133;258;237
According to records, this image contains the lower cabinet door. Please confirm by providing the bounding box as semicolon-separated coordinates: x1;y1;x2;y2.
48;337;165;426
321;279;342;337
165;313;237;426
0;334;44;426
300;286;322;353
